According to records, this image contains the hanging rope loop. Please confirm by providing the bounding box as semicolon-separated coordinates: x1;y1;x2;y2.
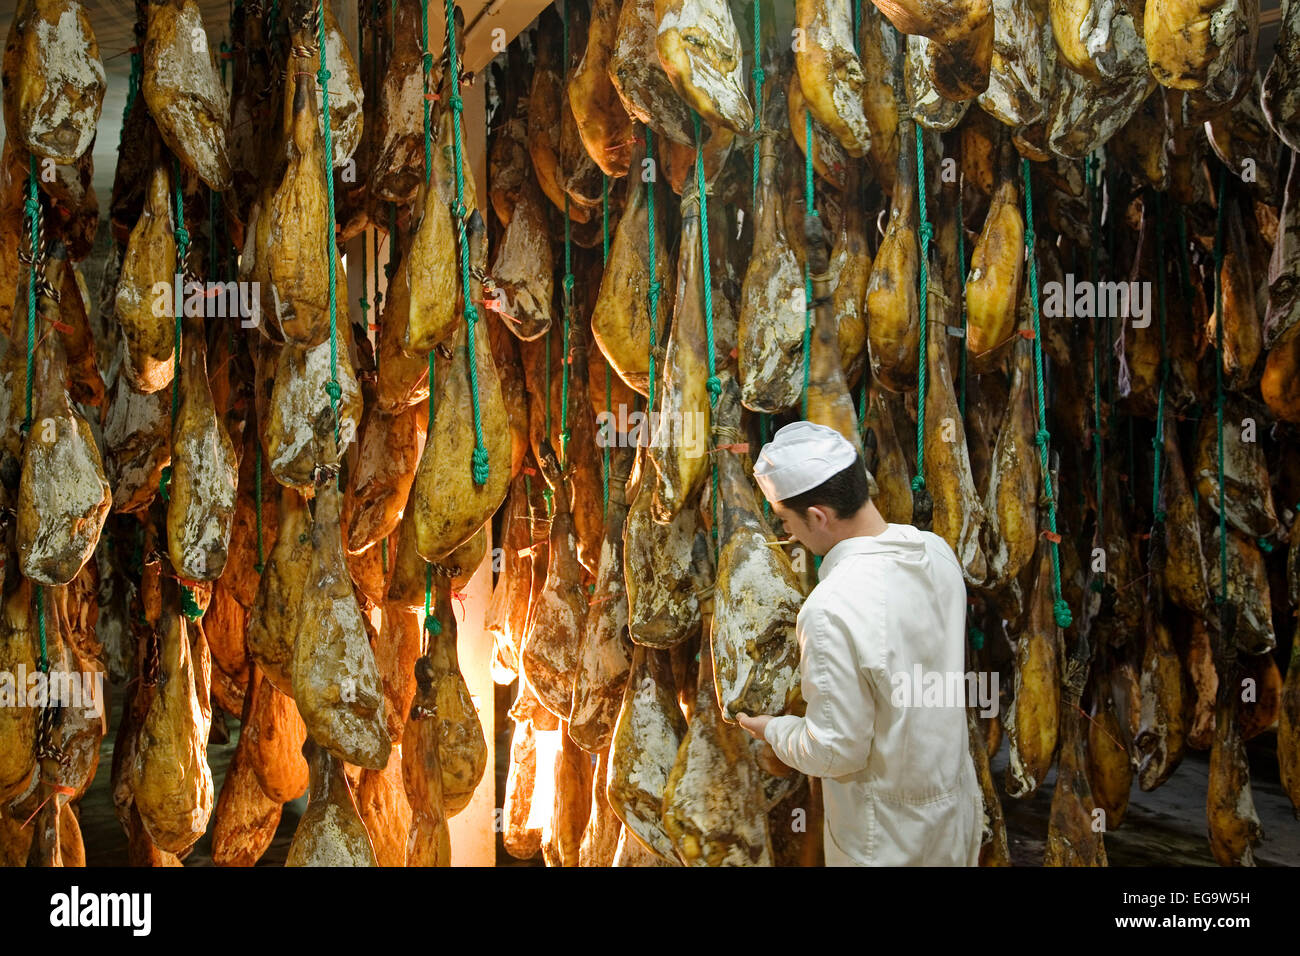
443;0;490;487
1022;156;1071;629
912;122;931;490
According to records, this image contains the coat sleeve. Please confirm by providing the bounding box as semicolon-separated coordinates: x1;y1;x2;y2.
763;606;874;778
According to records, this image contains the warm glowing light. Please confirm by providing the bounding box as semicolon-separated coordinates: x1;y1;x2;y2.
527;729;562;833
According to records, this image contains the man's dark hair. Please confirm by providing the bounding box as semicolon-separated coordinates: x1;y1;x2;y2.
778;454;871;519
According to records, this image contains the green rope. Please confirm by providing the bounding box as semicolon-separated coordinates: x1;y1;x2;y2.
1176;207;1194;313
801;109;815;419
368;217;386;574
387;203;397;279
424;357;439;637
171;157;186;427
373;222;384;313
254;446;265;574
1022;158;1071;629
1087;152;1102;530
23;158;37;434
751;0;764;204
911;123;932;494
160;156;188;504
124;48;142;120
1212;166;1229;604
561;196;574;471
444;0;490;486
421;0;433;185
359;232;370;331
317;0;342;449
169;158;203;620
601;174;611;521
208;188;219;280
644;125;662;418
35;583;47;674
692;114;722;411
1125;415;1136;511
692;111;722;560
956;187;967;417
1151;190;1169;523
559;0;572;470
23;159;46;671
219;39;231;87
753;0;771;509
1104;165;1117;408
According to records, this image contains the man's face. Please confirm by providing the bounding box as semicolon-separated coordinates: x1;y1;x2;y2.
771;501;834;557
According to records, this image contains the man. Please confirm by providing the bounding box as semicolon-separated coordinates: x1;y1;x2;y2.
736;420;983;866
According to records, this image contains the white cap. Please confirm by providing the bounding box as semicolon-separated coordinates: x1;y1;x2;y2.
752;421;858;503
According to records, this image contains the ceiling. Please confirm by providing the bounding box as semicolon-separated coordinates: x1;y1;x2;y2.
0;0;1288;207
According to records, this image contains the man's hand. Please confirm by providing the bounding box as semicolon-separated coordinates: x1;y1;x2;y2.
735;712;772;740
736;713;792;776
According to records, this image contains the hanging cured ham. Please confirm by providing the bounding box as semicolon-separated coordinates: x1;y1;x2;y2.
654;0;753;134
2;0;105;163
141;0;232;191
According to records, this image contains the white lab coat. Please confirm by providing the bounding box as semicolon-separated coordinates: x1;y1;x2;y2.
764;524;983;866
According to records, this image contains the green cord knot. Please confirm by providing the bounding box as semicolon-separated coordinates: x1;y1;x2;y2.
22;194;38;221
424;614;442;636
918;219;934;244
423;52;434;73
1154;509;1167;523
359;296;369;313
174;224;190;249
1035;429;1051;447
910;475;926;492
1258;537;1275;554
706;375;721;403
181;586;204;620
471;444;489;485
751;66;766;85
562;273;575;297
1053;600;1072;628
159;465;173;501
968;625;985;651
450;92;464;113
317;67;331;83
254;562;265;575
325;379;342;402
465;303;479;324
